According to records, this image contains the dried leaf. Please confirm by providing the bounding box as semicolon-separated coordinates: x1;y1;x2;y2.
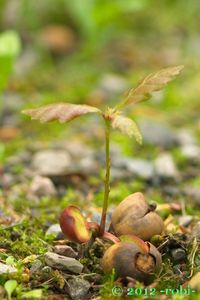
111;114;142;144
22;103;101;123
121;65;184;107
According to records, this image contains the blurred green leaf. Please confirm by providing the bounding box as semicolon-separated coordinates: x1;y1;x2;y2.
22;289;43;299
0;143;5;162
0;30;21;93
6;256;15;266
0;30;21;57
4;280;18;300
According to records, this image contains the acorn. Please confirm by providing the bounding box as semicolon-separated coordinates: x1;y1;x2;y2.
110;192;164;240
101;239;162;283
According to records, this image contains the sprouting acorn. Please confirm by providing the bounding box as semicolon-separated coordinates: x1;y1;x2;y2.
110;192;164;240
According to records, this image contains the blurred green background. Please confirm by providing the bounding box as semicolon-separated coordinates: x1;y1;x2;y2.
0;0;199;132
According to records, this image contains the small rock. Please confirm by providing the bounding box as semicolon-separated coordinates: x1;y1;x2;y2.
178;215;193;227
15;48;39;77
191;222;200;240
139;120;177;148
91;211;112;232
183;187;200;206
0;262;17;274
171;248;187;263
112;157;154;180
154;153;179;180
44;252;83;274
76;156;99;176
32;150;71;176
125;159;154;180
180;145;200;161
54;245;77;258
45;224;63;239
29;175;57;198
110;167;129;180
188;272;200;291
99;74;127;94
62;141;94;160
30;260;43;274
162;185;180;196
67;277;90;300
176;129;197;146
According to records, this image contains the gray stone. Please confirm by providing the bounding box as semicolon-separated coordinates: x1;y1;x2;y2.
61;141;94;159
30;260;43;274
46;224;62;238
29;175;57;198
180;145;200;161
183;187;200;205
99;74;127;94
178;215;193;227
191;222;200;240
0;262;17;274
176;129;197;146
67;277;90;300
15;48;39;77
44;252;83;274
154;153;179;180
32;150;71;176
171;248;186;262
112;156;154;180
53;245;77;258
139;120;177;148
125;159;154;180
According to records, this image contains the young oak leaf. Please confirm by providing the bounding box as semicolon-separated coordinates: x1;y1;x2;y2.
111;114;142;144
120;65;184;107
22;102;101;123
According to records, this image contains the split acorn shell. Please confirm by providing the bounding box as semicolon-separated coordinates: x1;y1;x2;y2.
102;239;162;283
110;192;164;240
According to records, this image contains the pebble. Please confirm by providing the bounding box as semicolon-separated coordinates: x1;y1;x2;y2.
29;175;57;198
171;248;187;263
112;157;154;180
180;144;200;161
44;252;83;274
15;48;39;77
45;224;63;239
178;215;193;227
67;277;90;300
125;158;154;180
30;260;43;274
99;74;127;94
32;150;71;176
53;245;78;258
191;221;200;240
183;186;200;206
176;129;197;146
154;153;180;180
0;262;17;274
139;120;177;148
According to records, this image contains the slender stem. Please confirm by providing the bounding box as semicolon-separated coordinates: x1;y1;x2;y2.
99;117;111;236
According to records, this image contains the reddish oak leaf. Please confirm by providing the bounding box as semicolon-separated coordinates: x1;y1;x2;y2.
111;114;142;144
119;65;184;108
22;103;101;123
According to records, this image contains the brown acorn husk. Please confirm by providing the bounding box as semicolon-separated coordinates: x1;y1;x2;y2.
101;241;162;283
110;192;164;240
